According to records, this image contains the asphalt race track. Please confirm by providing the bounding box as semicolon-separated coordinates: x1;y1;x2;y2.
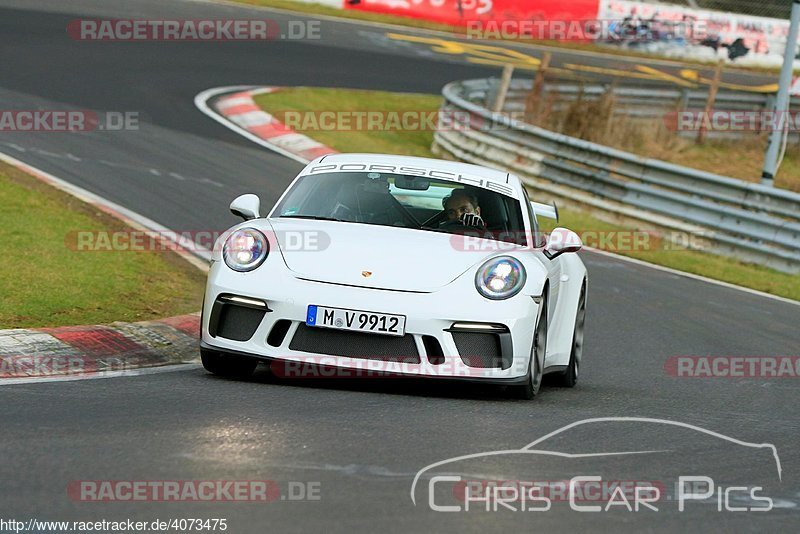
0;1;798;531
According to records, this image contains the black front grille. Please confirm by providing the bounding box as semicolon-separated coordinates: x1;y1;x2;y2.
213;304;266;342
289;324;420;363
453;332;504;368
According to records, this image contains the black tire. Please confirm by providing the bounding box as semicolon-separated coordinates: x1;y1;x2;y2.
511;294;547;400
552;286;586;388
201;348;257;379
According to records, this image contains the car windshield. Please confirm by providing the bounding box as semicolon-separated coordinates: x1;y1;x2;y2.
272;171;528;245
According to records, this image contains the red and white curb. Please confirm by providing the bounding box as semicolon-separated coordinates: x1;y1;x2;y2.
0;155;211;383
194;86;337;164
0;314;201;382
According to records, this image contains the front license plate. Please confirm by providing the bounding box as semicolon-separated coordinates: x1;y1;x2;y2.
306;305;406;336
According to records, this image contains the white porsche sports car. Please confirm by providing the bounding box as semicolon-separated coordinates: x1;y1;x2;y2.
200;154;587;399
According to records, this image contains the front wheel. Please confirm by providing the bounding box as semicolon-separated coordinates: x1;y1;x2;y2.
201;348;257;379
511;295;547;400
553;287;586;388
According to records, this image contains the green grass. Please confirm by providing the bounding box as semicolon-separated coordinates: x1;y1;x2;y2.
256;86;800;301
538;210;800;301
0;165;205;328
254;87;441;157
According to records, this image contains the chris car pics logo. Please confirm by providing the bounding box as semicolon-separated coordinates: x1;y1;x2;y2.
411;417;782;513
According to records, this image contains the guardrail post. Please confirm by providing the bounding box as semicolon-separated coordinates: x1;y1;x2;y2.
764;93;776;113
491;64;514;113
679;88;690;112
697;60;724;144
525;52;551;123
761;0;800;186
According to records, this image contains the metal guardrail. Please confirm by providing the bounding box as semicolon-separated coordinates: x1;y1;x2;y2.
434;78;800;274
488;79;800;139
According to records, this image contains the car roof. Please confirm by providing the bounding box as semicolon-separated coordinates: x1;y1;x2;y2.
306;153;513;187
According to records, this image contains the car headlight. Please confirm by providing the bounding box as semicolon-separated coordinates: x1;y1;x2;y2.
475;256;526;300
223;228;268;272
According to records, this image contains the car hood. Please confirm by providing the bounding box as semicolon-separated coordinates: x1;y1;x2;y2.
267;218;493;292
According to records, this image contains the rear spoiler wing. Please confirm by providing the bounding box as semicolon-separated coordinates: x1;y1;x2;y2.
530;201;559;222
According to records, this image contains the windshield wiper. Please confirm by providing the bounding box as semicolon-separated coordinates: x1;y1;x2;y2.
279;215;346;222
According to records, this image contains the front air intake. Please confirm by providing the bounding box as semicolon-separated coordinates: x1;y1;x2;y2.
208;295;269;342
448;323;512;369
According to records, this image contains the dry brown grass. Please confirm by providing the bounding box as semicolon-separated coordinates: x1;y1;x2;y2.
529;89;800;192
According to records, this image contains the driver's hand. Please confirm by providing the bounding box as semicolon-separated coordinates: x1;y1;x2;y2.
460;213;486;228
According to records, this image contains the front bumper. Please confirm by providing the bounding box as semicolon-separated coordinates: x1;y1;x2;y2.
201;259;540;381
200;341;533;386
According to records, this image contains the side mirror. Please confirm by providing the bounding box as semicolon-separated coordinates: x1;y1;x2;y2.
544;227;582;260
230;194;260;221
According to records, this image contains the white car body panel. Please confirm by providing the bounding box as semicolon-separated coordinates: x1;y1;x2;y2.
270;218;489;293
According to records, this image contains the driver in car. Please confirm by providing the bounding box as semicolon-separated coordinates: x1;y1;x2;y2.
442;189;486;228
